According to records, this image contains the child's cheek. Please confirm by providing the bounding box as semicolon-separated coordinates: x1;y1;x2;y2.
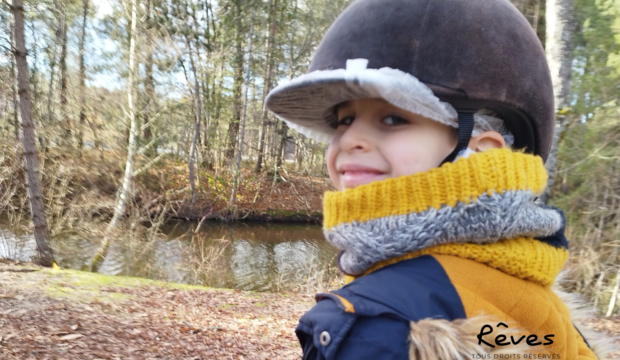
383;138;443;178
325;141;343;191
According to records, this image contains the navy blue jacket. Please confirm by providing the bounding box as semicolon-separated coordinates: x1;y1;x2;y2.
296;255;466;360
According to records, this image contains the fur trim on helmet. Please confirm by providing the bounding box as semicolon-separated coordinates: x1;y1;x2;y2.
266;58;514;146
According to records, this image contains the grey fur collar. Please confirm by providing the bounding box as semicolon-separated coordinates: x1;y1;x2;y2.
324;189;563;276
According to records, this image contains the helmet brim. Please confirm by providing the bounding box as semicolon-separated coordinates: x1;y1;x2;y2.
265;61;459;144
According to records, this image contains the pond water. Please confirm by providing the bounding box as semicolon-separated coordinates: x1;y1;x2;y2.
0;221;339;292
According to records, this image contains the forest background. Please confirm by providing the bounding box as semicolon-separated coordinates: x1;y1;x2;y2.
1;0;620;315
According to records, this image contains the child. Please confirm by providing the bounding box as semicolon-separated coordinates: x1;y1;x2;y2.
266;0;606;359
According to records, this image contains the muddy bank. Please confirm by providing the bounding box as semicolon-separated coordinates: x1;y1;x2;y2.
0;259;315;359
0;147;332;226
150;168;331;223
168;208;324;224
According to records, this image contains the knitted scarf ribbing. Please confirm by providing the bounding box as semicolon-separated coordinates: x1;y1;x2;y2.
322;148;565;276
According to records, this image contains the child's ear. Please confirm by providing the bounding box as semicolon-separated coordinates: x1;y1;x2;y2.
468;131;506;152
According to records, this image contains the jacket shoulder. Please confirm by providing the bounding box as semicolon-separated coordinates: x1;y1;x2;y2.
337;254;466;321
296;293;410;360
296;255;466;359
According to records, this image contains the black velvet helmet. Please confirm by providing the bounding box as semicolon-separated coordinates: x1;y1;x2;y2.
265;0;555;162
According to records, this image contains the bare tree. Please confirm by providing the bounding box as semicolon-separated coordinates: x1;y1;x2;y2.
91;0;140;272
11;0;55;267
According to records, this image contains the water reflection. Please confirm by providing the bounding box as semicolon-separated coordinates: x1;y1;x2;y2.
0;221;339;292
0;229;36;261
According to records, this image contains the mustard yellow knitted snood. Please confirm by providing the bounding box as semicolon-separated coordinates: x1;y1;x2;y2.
322;148;565;276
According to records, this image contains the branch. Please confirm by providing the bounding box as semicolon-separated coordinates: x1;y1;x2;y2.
133;152;165;177
137;134;164;155
139;104;168;131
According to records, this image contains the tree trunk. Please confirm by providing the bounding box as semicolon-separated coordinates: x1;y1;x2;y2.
230;9;255;210
59;3;70;147
11;0;55;267
201;0;218;169
190;1;207;150
225;0;244;164
541;0;574;203
296;134;304;171
187;39;202;200
29;19;46;150
10;19;19;141
46;5;62;147
276;122;288;168
78;0;89;155
143;0;154;152
91;0;139;272
254;0;278;173
532;0;542;34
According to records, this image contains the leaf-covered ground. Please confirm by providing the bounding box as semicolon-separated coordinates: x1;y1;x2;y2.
1;259;619;359
0;259;313;359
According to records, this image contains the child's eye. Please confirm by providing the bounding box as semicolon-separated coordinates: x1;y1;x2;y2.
382;115;409;126
338;116;354;126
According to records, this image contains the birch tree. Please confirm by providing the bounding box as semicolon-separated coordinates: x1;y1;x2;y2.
11;0;55;267
91;0;140;272
542;0;574;202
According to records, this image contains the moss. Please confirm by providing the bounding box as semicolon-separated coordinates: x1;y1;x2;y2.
265;209;301;216
264;209;323;219
220;303;238;309
41;268;221;292
43;282;131;303
253;302;267;307
26;267;230;305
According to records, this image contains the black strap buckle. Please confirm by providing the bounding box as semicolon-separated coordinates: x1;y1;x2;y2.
441;111;476;164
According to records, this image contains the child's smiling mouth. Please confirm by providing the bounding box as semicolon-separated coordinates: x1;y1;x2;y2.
339;164;387;188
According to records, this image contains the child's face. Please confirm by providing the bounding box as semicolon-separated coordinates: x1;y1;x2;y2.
327;98;457;190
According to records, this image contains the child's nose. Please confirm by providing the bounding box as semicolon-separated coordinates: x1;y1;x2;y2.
339;118;373;153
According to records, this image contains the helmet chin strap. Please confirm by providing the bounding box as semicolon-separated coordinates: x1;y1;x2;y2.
441;111;476;165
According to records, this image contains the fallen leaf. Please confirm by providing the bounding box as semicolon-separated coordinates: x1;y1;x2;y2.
70;324;79;331
51;331;70;336
59;334;84;341
0;294;15;299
